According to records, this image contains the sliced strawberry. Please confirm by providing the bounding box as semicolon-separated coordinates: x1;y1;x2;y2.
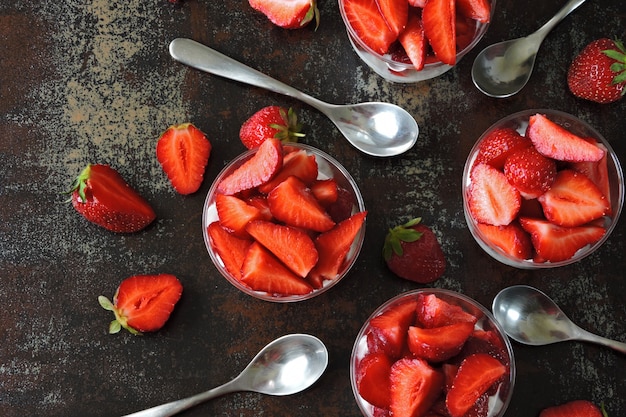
504;146;557;199
476;222;533;260
519;217;606;262
156;123;212;195
474;128;530;170
407;321;475;362
249;0;319;29
467;163;521;226
539;400;606;417
267;176;335;232
458;332;510;367
246;220;318;277
217;138;283;195
307;211;366;287
422;0;456;65
527;114;605;162
389;358;444;417
258;149;318;193
408;0;426;7
442;363;459;392
369;298;418;358
310;178;339;206
455;14;476;51
327;187;357;223
538;170;610;227
446;353;506;417
456;0;491;23
207;221;252;280
215;193;264;236
343;0;397;54
570;142;611;213
240;242;314;296
398;12;427;71
246;195;274;221
416;293;478;328
376;0;409;37
98;274;183;335
356;352;393;409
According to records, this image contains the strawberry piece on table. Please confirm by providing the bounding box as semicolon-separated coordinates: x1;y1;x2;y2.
246;220;318;277
538;170;610;227
527;114;605;162
240;242;314;296
217;137;283;195
239;106;304;150
343;0;397;54
476;222;533;260
383;218;446;284
539;400;607;417
390;358;444;417
376;0;409;37
474;127;530;170
369;299;418;358
504;146;557;199
215;194;264;236
207;221;252;280
398;12;427;71
156;123;212;195
416;293;478;328
422;0;456;65
257;148;318;193
267;176;335;232
248;0;319;29
519;217;606;262
69;164;156;233
356;352;393;409
468;163;521;226
446;353;506;417
456;0;491;23
98;274;183;335
567;38;626;104
407;321;475;362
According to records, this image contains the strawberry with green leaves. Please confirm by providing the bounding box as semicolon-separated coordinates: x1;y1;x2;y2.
540;400;608;417
249;0;320;29
567;38;626;103
240;106;304;150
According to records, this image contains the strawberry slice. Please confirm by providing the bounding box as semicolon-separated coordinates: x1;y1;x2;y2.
527;114;605;162
467;163;521;226
390;358;444;417
246;220;318;277
538;170;610;227
456;0;491;23
248;0;319;29
376;0;409;37
240;242;314;296
215;194;264;236
98;274;183;335
258;149;318;193
207;221;252;280
570;142;611;213
474;128;530;170
356;352;393;409
398;12;427;71
343;0;397;54
156;123;212;195
69;164;156;233
369;298;418;358
476;222;533;260
446;353;506;417
539;400;606;417
504;146;557;199
519;217;606;262
416;293;478;328
307;211;366;287
310;178;339;206
217;138;283;195
407;322;475;362
246;196;274;221
422;0;456;65
267;176;335;232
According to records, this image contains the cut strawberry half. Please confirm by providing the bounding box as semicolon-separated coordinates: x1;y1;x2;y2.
422;0;456;65
456;0;491;23
446;353;506;417
343;0;397;54
474;127;530;170
390;358;444;417
376;0;409;37
215;193;264;236
240;242;314;296
416;293;478;328
398;12;427;71
217;138;283;195
369;298;418;358
207;221;252;280
467;163;521;226
476;222;533;260
258;149;318;193
356;352;393;409
407;321;475;362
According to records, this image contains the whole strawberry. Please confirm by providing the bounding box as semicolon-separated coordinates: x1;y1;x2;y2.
567;38;626;103
383;218;446;284
539;400;608;417
239;106;304;150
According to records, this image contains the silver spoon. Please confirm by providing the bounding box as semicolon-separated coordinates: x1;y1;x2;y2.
492;285;626;354
472;0;587;98
121;334;329;417
169;38;418;157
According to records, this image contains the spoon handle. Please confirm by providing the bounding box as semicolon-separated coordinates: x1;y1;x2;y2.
533;0;587;41
576;327;626;355
169;38;329;113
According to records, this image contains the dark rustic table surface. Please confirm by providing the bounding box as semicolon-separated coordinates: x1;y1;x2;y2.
1;1;625;416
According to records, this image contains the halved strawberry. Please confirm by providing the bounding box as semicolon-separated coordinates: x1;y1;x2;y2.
343;0;397;54
416;293;478;328
267;176;335;232
570;142;611;212
207;221;252;280
249;0;320;29
407;322;475;362
246;220;318;277
467;163;521;226
390;358;444;417
217;138;283;195
422;0;456;65
240;242;314;296
446;353;506;417
98;274;183;335
215;193;264;236
456;0;491;23
376;0;409;37
504;146;557;199
369;298;418;358
356;352;393;409
476;222;533;260
310;178;339;206
398;12;427;71
527;114;605;162
519;217;606;262
156;123;212;195
307;211;366;287
257;149;318;193
538;170;610;227
474;128;530;170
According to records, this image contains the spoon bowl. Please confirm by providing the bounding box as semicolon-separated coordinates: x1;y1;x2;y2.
169;38;418;157
122;334;329;417
492;285;626;354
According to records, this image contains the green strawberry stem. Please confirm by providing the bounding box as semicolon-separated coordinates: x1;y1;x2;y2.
383;217;424;261
270;108;305;143
604;39;626;85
